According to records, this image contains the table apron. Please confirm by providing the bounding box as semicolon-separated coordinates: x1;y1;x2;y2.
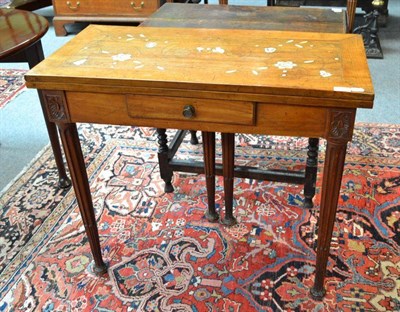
68;91;331;138
42;90;358;139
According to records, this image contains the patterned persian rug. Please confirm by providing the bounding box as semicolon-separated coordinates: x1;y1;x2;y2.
0;69;27;110
0;123;399;311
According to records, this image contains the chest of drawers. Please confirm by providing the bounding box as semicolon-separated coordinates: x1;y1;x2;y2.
53;0;167;36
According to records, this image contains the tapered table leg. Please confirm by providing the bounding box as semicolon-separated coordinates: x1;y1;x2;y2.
221;133;237;226
310;138;348;300
304;138;319;208
38;90;71;188
26;42;71;189
57;123;107;275
156;128;174;193
202;132;218;222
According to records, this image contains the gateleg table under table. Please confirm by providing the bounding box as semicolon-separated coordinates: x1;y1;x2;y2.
25;25;374;300
141;3;350;216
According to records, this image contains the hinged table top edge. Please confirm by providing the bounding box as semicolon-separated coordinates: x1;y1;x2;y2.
25;25;374;107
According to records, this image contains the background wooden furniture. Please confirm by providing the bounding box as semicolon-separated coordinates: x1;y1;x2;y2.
269;0;389;25
142;3;350;210
266;0;358;33
0;8;70;188
25;24;373;300
52;0;167;36
269;0;387;58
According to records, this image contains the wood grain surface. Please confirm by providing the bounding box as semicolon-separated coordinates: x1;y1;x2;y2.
26;25;373;103
142;3;347;33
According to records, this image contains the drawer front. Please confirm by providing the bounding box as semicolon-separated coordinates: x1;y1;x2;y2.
126;95;256;126
53;0;159;16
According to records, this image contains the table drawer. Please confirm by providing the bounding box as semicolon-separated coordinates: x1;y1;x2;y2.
53;0;159;16
126;95;256;126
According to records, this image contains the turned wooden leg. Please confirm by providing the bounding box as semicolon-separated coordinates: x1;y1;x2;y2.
190;130;199;145
25;42;71;189
304;138;319;208
221;133;237;226
57;123;107;275
311;109;355;300
202;132;218;222
156;128;174;193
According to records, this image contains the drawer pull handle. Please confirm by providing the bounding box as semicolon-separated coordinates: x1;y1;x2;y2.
130;1;144;10
66;1;80;10
182;105;195;119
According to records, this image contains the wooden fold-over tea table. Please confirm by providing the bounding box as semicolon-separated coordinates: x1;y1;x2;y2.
25;25;374;300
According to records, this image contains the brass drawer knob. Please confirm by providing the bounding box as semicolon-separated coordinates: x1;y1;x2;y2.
182;105;195;119
66;1;80;10
131;1;144;10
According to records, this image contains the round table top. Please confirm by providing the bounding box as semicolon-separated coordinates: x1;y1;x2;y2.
0;8;49;59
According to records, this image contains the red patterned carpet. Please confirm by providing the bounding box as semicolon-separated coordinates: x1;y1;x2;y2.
0;69;27;110
0;124;399;311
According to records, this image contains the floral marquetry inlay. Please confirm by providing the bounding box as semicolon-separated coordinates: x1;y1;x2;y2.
25;26;373;103
61;26;350;87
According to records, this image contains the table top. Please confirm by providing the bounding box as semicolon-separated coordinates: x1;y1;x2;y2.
142;3;347;33
0;8;48;58
25;25;373;107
